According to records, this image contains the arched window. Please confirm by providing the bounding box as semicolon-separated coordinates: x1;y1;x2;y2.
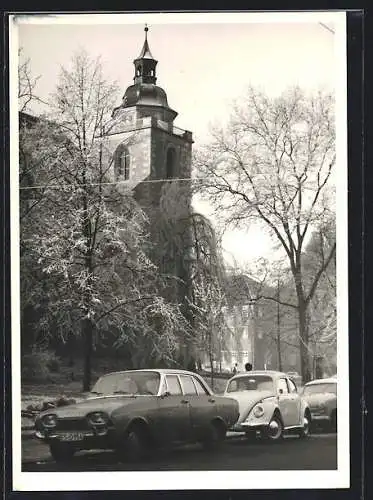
166;147;176;179
115;145;130;180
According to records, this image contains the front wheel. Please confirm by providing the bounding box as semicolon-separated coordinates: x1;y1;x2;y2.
298;413;311;439
49;442;75;462
330;410;337;433
117;426;150;463
264;414;284;442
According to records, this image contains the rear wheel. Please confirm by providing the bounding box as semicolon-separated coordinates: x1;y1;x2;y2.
202;420;226;450
49;442;75;462
264;414;284;442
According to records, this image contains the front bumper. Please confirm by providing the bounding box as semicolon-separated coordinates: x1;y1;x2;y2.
310;414;331;423
35;428;118;449
230;422;265;433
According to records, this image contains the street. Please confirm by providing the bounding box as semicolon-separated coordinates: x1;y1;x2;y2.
22;432;337;472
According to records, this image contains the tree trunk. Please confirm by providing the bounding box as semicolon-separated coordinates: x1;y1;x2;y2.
276;280;283;371
298;300;311;383
82;316;93;392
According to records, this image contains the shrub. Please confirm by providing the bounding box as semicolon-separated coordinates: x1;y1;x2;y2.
21;348;61;383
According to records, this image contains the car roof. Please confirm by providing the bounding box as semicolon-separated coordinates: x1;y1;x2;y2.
229;370;289;379
304;377;337;386
98;368;203;377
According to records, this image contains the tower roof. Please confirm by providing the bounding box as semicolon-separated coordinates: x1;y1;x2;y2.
136;26;155;60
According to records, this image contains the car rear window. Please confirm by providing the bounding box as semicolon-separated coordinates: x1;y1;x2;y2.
179;375;197;395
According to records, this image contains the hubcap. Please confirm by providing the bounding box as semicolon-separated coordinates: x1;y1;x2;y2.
303;416;309;435
268;419;281;439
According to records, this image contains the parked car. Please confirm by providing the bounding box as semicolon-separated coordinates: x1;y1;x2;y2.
223;370;311;441
302;377;337;432
34;369;239;462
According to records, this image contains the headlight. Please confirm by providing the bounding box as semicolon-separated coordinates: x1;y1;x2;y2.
87;411;109;426
252;404;265;418
42;414;57;428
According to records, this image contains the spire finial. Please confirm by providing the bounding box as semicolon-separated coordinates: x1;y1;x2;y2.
144;24;149;40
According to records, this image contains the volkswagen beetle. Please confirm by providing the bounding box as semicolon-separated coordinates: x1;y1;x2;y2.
34;369;239;462
223;370;311;441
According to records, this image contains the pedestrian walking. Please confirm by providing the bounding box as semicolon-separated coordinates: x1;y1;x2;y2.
232;363;238;375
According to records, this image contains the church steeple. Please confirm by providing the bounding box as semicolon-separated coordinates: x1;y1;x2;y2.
133;25;158;85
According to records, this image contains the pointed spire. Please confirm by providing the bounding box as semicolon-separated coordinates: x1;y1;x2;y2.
136;24;154;60
133;25;158;85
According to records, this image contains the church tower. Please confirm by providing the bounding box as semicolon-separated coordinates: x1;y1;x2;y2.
102;26;193;308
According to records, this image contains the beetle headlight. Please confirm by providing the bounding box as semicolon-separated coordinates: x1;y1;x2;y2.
87;411;109;426
252;404;265;418
42;414;57;428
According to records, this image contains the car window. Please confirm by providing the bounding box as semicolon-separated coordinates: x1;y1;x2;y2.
166;375;182;395
287;378;298;393
277;378;289;394
179;375;197;395
227;375;274;393
91;371;160;396
192;376;209;395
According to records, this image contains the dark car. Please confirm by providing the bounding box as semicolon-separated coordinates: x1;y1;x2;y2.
34;369;240;462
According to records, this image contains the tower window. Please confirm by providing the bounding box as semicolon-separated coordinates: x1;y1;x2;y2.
166;147;176;179
115;146;130;180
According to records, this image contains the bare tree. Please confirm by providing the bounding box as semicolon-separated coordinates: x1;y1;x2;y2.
196;86;336;382
20;50;187;390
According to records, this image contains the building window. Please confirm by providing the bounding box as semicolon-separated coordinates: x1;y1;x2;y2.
166;147;176;179
115;145;130;180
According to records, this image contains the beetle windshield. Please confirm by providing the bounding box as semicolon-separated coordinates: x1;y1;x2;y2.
91;371;161;396
303;383;337;395
227;375;274;393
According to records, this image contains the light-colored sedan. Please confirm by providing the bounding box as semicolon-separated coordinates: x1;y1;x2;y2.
302;377;337;432
224;370;311;441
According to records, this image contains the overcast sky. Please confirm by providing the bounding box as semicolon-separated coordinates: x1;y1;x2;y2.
14;12;344;268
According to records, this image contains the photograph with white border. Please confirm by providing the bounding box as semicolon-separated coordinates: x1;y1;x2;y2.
10;10;349;491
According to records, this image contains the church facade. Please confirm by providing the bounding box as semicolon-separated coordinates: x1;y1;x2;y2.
100;27;195;337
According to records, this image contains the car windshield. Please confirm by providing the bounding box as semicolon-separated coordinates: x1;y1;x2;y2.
226;375;274;393
91;371;161;396
303;383;337;395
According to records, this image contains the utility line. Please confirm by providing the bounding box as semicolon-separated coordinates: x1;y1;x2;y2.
18;177;329;192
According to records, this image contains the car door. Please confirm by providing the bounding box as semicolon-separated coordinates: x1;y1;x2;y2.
276;377;298;427
286;377;302;425
155;374;192;444
179;375;216;440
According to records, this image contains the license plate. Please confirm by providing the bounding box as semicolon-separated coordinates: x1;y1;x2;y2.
58;432;87;442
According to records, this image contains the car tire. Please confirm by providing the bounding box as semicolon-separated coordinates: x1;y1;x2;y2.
202;420;226;450
49;442;75;462
298;411;311;439
330;410;337;433
118;425;149;462
264;414;284;442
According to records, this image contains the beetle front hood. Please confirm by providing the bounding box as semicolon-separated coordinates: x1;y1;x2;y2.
224;390;274;417
39;395;147;419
